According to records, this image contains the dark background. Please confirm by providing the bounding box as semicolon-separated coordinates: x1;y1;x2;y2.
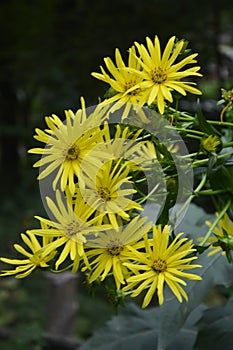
1;0;233;195
0;0;233;349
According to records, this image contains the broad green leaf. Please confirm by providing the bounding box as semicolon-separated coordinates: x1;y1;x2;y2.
208;161;233;192
78;302;205;350
78;303;160;350
78;252;233;350
157;252;233;350
194;299;233;350
175;203;215;241
79;205;233;350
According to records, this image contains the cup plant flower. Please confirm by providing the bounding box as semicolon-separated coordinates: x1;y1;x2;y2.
1;35;233;314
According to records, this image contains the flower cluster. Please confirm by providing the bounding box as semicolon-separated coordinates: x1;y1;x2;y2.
1;34;233;308
92;35;202;114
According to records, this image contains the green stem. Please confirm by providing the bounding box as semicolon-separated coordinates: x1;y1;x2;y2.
199;199;231;246
223;141;233;148
185;134;202;140
193;150;233;167
192;157;210;167
194;173;208;193
175;128;204;136
197;189;226;195
169;173;207;226
182;152;202;159
178;116;195;121
217;150;233;159
49;263;73;273
138;183;160;204
169;108;194;120
208;120;233;127
122;290;135;296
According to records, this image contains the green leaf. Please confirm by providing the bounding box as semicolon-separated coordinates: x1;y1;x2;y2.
208;159;233;192
78;302;205;350
157;252;233;350
79;252;233;350
194;299;233;350
78;303;160;350
175;203;215;242
79;204;233;350
195;100;220;136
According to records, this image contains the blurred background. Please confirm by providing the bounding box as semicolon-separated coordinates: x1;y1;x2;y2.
0;0;233;349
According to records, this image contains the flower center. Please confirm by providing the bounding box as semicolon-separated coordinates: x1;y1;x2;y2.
151;67;167;84
97;186;112;201
108;246;124;255
63;220;86;243
30;254;43;266
64;220;80;237
152;258;167;272
125;80;141;96
107;239;124;255
66;144;79;160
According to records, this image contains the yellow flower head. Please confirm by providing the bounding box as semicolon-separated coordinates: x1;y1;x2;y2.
95;123;158;172
132;35;202;114
202;135;221;153
80;158;142;229
92;46;147;106
29;189;107;273
28;97;111;195
123;225;202;307
205;213;233;256
0;224;56;278
83;216;152;290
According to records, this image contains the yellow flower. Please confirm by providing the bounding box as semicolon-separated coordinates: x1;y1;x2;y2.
205;213;233;256
0;224;56;278
132;35;202;114
29;189;106;273
202;135;221;153
80;158;142;229
83;216;152;289
123;225;202;307
92;46;148;107
97;123;158;172
28;98;111;195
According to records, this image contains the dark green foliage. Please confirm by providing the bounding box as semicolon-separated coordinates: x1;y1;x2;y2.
78;251;233;350
208;158;233;193
77;204;233;350
1;1;233;349
207;157;233;220
0;275;45;350
195;100;220;136
194;299;233;350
